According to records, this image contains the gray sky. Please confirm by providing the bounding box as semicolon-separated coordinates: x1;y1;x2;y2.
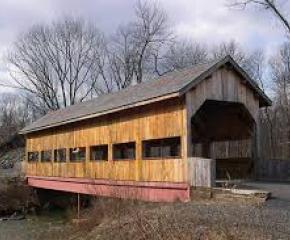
0;0;288;93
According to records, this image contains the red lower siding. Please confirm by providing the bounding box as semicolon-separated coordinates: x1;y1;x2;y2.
27;176;190;202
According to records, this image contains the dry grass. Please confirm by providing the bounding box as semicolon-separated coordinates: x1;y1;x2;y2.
37;197;282;240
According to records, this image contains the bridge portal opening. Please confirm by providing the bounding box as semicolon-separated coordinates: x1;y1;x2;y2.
191;100;256;180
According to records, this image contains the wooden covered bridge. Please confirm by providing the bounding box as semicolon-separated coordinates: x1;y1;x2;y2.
20;56;271;202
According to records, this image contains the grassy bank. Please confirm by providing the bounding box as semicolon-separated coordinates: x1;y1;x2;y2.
0;184;290;239
0;176;35;216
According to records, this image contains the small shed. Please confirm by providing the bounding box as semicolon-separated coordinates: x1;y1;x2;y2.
20;55;271;202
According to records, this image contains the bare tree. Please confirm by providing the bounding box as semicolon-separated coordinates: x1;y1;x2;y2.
211;40;266;87
109;25;136;90
109;0;172;87
229;0;290;36
153;39;266;84
153;40;209;74
243;50;266;86
0;92;35;144
133;0;172;83
7;18;111;111
212;40;247;63
270;42;290;121
256;42;290;159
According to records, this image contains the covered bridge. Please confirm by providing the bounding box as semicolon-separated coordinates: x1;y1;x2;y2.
20;55;271;202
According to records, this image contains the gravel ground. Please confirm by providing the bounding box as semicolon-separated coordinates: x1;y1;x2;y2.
244;181;290;201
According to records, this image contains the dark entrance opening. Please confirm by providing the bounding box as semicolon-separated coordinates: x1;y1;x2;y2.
191;100;256;180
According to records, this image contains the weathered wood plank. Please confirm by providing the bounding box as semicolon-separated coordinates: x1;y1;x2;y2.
26;98;185;183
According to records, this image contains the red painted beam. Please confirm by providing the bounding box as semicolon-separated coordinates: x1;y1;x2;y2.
27;176;190;202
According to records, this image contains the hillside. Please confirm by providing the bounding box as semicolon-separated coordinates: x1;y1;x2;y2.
0;134;24;175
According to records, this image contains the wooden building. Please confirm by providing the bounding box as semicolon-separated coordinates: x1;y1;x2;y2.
20;56;271;202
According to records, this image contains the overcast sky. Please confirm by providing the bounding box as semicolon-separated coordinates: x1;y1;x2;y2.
0;0;288;93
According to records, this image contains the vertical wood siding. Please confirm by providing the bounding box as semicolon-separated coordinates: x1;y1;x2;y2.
25;98;186;183
186;67;260;122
